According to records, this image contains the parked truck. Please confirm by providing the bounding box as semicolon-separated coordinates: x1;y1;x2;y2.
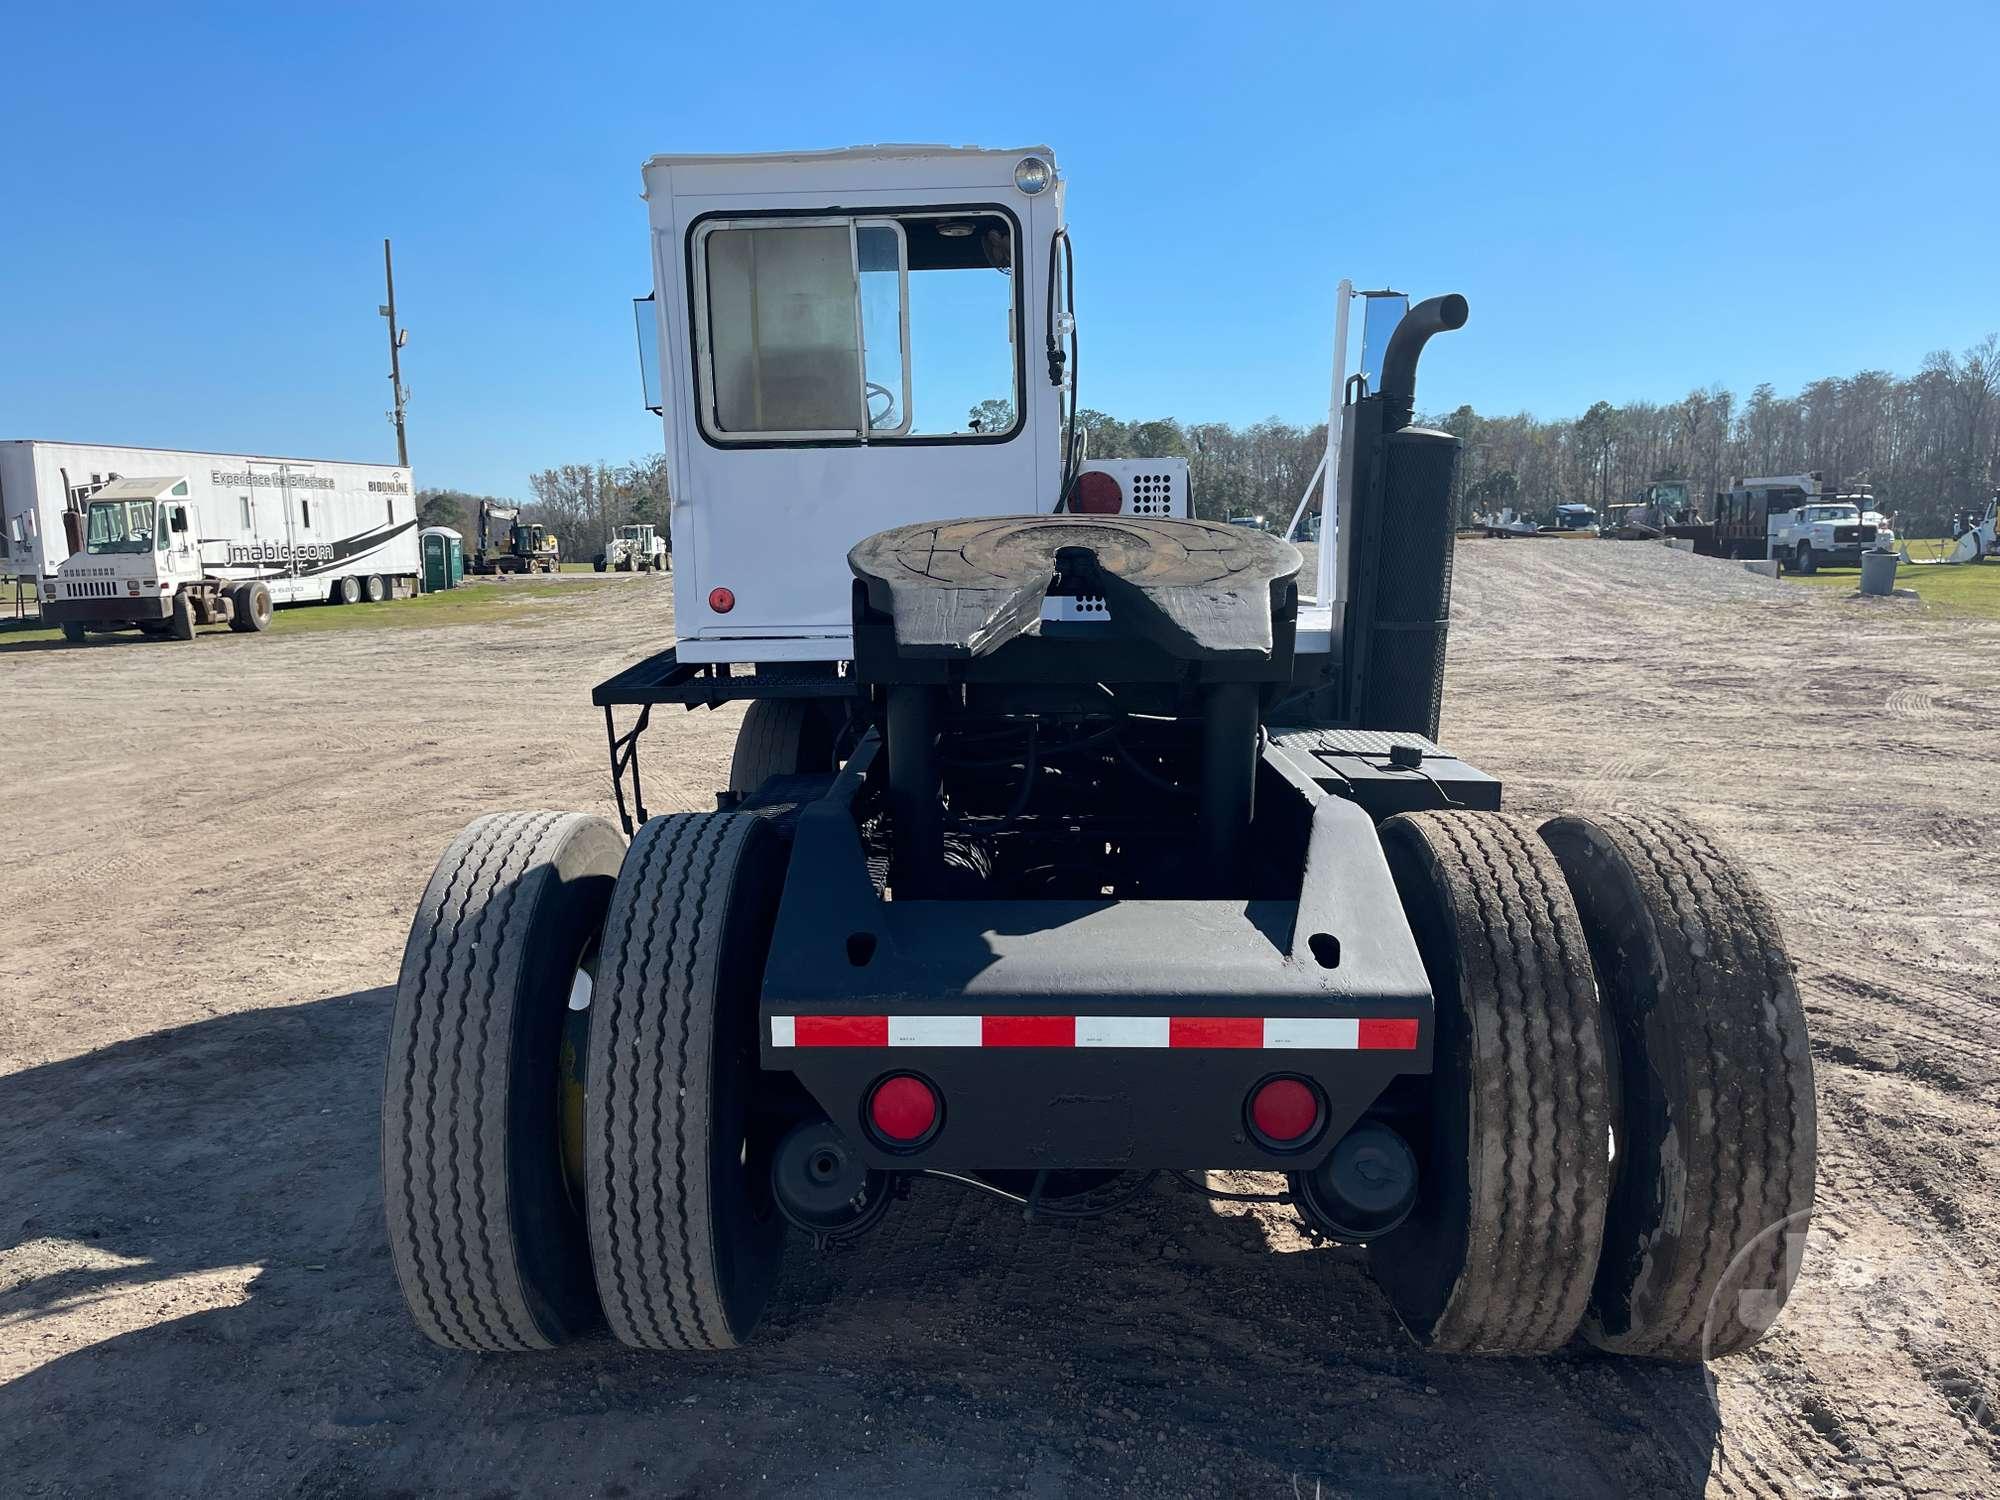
2;440;415;588
378;143;1814;1372
1708;473;1878;570
44;467;419;642
470;500;560;574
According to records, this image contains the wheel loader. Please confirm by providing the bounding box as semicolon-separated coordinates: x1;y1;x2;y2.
382;145;1815;1364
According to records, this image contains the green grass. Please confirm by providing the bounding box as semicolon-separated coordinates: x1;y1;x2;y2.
1779;540;2000;620
0;573;633;652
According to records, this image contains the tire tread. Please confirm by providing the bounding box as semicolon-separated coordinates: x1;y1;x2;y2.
382;809;614;1352
1377;811;1610;1355
588;812;773;1351
1540;811;1816;1361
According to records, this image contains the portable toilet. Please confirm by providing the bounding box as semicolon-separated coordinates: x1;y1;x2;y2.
420;526;464;591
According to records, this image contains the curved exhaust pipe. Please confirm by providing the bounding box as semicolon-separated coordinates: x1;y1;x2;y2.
1378;293;1469;430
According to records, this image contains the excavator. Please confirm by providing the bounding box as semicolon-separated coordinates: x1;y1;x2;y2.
469;500;560;575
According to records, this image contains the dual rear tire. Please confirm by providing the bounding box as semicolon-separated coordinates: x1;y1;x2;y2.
382;808;785;1352
1373;810;1814;1362
383;803;1813;1365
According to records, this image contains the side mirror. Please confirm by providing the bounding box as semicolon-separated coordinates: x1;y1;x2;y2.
633;295;663;414
171;507;189;534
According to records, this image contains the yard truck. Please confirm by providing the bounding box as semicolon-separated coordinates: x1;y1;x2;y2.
45;467;419;642
379;144;1815;1367
2;439;415;589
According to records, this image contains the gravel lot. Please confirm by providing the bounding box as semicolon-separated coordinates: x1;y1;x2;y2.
4;545;1999;1497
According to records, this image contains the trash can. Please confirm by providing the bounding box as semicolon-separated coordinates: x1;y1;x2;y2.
1859;548;1898;597
421;527;464;592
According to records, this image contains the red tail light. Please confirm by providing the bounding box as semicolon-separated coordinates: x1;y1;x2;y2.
708;586;735;613
867;1074;940;1145
1249;1077;1322;1146
1069;471;1123;515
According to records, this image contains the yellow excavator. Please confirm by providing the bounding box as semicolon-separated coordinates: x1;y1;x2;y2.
470;501;560;575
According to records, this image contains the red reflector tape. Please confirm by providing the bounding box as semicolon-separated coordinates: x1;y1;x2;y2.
769;1015;1421;1051
1168;1016;1264;1049
982;1014;1076;1047
1358;1018;1421;1050
792;1015;888;1047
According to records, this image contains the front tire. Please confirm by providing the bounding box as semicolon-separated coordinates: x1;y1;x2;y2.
60;621;87;644
168;592;195;641
1795;542;1816;575
586;812;788;1351
1540;812;1816;1361
382;810;627;1351
1372;811;1611;1356
728;698;838;797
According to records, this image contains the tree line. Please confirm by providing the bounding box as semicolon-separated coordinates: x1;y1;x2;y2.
1435;335;2000;535
421;335;2000;547
417;454;670;561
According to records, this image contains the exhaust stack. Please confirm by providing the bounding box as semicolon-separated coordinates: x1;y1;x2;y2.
1338;295;1469;740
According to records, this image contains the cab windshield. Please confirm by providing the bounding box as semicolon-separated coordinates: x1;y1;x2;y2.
1805;505;1859;523
85;499;159;554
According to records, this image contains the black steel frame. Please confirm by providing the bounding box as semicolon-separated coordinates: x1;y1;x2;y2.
593;647;859;832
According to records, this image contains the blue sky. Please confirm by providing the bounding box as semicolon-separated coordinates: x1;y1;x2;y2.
3;1;1995;499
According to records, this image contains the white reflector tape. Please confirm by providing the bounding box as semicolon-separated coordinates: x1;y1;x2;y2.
1075;1015;1172;1048
888;1014;982;1047
769;1015;796;1048
1262;1017;1360;1050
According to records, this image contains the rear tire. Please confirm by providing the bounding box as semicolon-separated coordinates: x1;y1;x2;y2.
1372;811;1611;1356
168;592;195;641
585;812;788;1351
228;581;273;632
364;573;386;603
728;698;837;797
381;810;626;1351
1540;812;1816;1361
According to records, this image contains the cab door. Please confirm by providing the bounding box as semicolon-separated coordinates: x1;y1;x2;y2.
158;490;203;589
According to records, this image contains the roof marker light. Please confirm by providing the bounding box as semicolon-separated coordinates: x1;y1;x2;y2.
1014;156;1051;195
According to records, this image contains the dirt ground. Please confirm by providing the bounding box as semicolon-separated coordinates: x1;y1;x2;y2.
4;546;1998;1498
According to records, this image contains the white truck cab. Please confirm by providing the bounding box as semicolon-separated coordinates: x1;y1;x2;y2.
1728;472;1878;572
46;475;274;641
634;145;1187;665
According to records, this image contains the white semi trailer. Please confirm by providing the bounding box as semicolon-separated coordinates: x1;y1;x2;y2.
1;440;417;593
12;443;421;641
